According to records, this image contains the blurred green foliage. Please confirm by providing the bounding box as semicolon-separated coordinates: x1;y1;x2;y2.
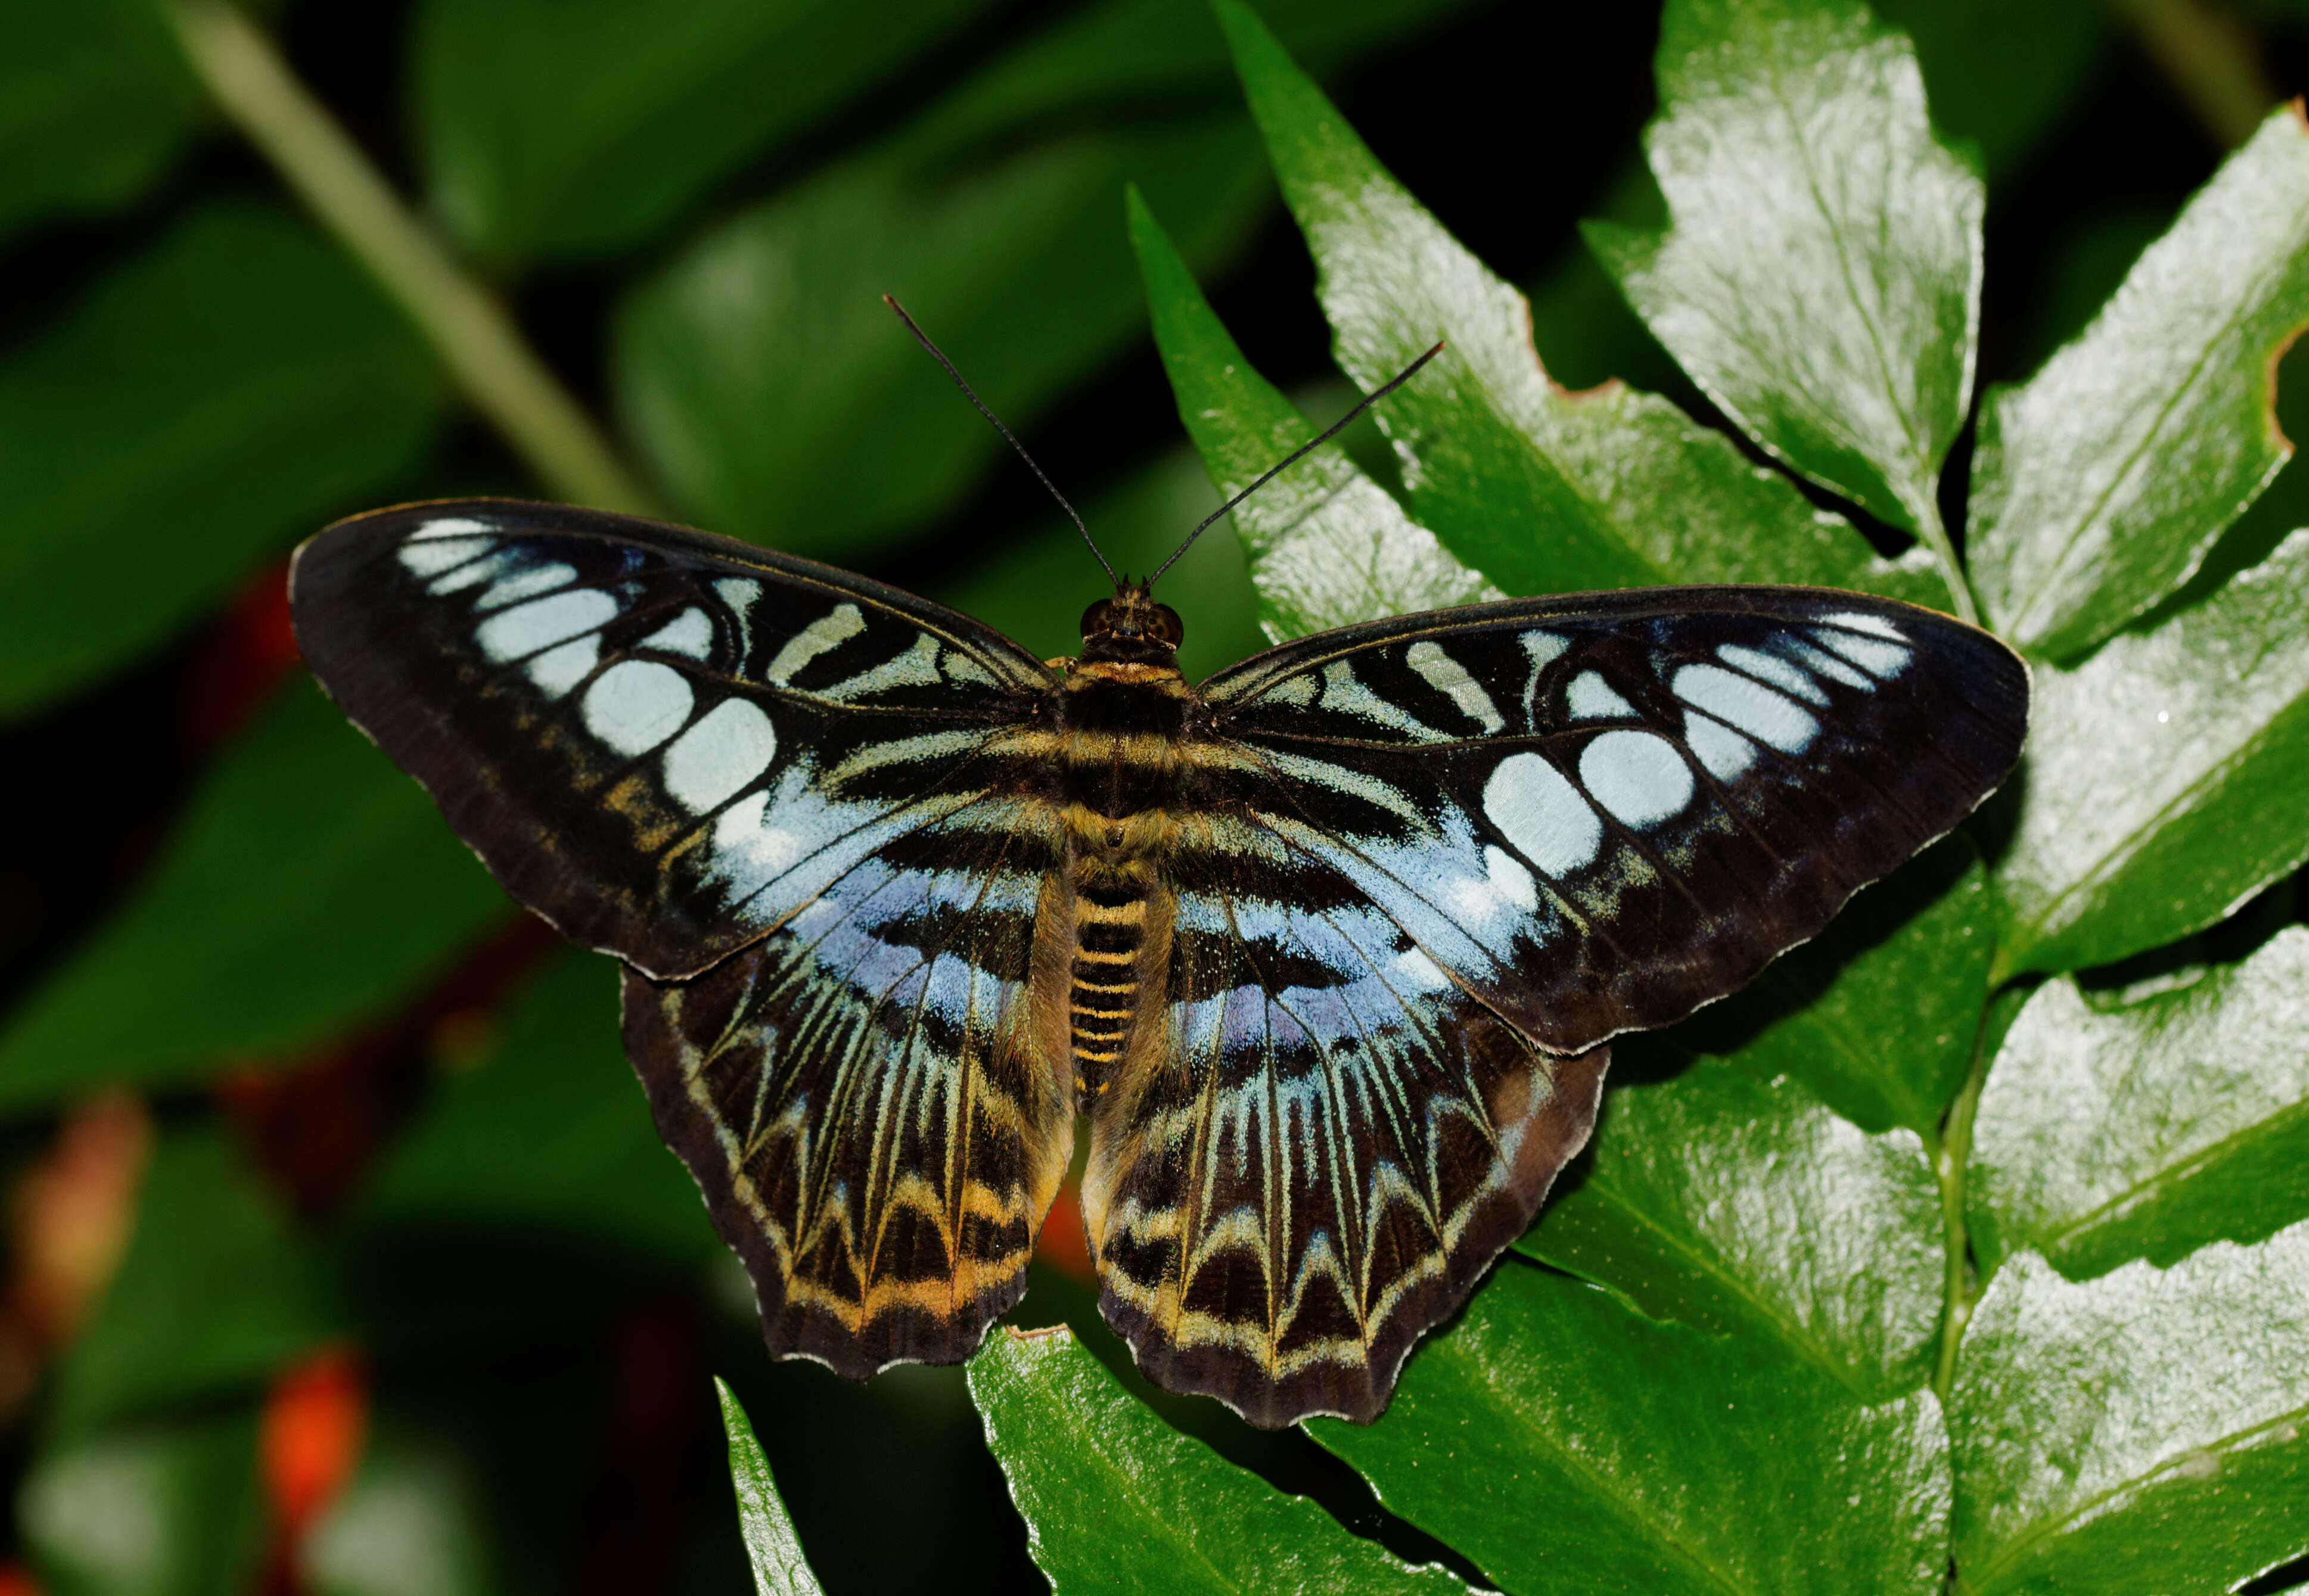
0;0;2306;1591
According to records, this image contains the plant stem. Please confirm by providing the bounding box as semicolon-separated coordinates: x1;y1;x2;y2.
1930;998;1996;1402
156;0;665;517
1912;500;1982;626
2106;0;2277;150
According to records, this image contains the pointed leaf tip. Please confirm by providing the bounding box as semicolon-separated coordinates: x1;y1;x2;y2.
716;1379;824;1596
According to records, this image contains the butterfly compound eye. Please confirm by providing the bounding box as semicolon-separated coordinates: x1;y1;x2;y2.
1153;604;1185;646
1080;598;1117;639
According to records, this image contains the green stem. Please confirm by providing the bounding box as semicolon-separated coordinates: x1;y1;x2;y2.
2105;0;2276;150
1930;998;1996;1401
155;0;665;517
1912;499;1982;626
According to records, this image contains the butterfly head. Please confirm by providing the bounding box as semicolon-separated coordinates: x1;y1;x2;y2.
1078;581;1185;668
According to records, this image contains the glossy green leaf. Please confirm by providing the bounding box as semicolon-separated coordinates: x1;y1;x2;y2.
414;0;990;265
0;203;446;716
614;123;1267;559
1969;926;2309;1279
1591;0;1982;545
1994;528;2309;977
1131;185;1494;635
1518;1052;1943;1399
351;948;716;1264
1214;0;1943;606
21;1409;267;1596
716;1379;828;1596
1310;1263;1951;1595
0;680;509;1110
51;1125;337;1437
968;1326;1464;1594
0;0;204;242
1676;835;1995;1134
1949;1228;2309;1593
1970;107;2309;659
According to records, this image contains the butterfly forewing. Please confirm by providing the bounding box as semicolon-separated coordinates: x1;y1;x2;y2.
1198;587;2028;1053
290;500;1054;980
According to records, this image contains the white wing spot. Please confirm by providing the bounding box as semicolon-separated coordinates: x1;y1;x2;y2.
943;651;998;687
1781;637;1873;690
1483;752;1602;875
1717;644;1826;704
412;516;495;540
1580;730;1694;829
476;562;576;611
1684;711;1758;780
1567;670;1636;720
476;588;617;662
1405;641;1504;732
527;636;599;698
641;607;714;661
663;699;777;813
818;632;942;702
397;535;493;577
766;603;865;686
1672;663;1818;753
583;660;694;756
1822;610;1907;640
1811;625;1912;678
1266;673;1318;708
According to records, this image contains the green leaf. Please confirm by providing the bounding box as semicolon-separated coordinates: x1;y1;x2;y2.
20;1409;267;1596
351;948;717;1265
1949;1229;2309;1593
1675;835;1997;1135
1994;528;2309;977
0;680;509;1110
1969;926;2309;1279
1213;0;1942;606
1129;185;1497;636
51;1124;338;1436
1310;1264;1952;1595
0;0;204;242
1590;0;1983;550
0;202;446;716
614;123;1267;559
716;1379;828;1596
1518;1052;1943;1400
414;0;991;265
968;1326;1465;1594
1969;106;2309;659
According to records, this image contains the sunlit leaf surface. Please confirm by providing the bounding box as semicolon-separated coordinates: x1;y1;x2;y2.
1971;108;2309;659
1950;1230;2309;1594
1970;926;2309;1278
717;1380;827;1596
1593;0;1982;542
1995;528;2309;976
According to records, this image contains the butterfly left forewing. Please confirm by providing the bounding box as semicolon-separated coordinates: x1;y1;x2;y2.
290;499;1054;979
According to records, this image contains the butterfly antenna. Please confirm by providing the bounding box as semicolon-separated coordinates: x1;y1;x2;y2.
1147;340;1446;587
884;295;1120;589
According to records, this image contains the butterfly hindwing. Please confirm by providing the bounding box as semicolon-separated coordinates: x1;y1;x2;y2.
289;500;1055;980
620;795;1073;1373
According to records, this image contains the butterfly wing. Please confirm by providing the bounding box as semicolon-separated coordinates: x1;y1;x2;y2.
290;499;1056;980
291;499;1074;1371
1084;586;2026;1424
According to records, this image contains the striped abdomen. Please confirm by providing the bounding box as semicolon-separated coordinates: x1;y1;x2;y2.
1065;851;1161;1097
